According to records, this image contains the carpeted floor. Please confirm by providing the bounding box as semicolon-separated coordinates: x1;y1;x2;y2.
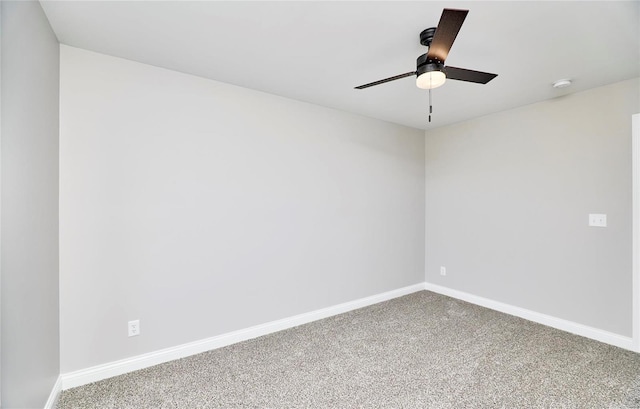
57;291;640;408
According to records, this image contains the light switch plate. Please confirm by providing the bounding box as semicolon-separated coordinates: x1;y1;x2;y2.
589;214;607;227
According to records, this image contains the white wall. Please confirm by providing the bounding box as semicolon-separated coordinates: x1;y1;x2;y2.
425;78;639;336
59;46;425;373
1;1;60;407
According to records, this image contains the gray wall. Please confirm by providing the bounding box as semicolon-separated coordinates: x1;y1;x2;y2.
59;46;425;373
1;1;60;407
425;78;639;336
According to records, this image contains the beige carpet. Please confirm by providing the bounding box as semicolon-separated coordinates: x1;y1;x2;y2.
57;291;640;408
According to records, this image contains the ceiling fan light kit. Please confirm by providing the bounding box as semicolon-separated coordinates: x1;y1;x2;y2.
416;69;446;89
416;58;446;89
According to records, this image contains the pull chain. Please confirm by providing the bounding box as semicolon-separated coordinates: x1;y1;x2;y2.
428;88;433;123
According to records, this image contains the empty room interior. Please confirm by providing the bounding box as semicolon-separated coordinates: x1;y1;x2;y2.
2;1;640;408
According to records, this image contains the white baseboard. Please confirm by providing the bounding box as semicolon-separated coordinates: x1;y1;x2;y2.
632;112;640;353
424;282;635;351
61;283;426;390
60;281;633;392
44;375;62;409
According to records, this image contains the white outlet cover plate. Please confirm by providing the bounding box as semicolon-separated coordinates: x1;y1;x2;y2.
128;320;140;337
589;214;607;227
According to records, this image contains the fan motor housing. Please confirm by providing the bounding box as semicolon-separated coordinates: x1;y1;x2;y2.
416;53;444;76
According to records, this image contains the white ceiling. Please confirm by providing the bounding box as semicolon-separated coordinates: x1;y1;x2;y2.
40;1;640;130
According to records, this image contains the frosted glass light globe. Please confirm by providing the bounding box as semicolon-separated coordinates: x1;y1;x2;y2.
416;70;446;89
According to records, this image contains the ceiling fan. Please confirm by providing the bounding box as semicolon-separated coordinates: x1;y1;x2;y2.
354;9;497;92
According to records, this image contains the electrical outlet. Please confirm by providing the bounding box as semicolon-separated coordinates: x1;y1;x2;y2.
440;266;446;276
128;320;140;337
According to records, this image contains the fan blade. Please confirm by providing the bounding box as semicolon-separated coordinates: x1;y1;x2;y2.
427;8;468;63
444;66;497;84
354;72;416;89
